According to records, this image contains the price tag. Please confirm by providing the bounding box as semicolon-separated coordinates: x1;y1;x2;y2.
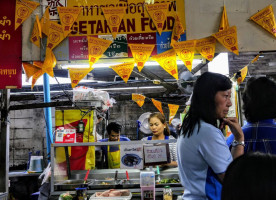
143;144;170;166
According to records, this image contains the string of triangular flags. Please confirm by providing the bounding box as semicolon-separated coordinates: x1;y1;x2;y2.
20;1;276;89
132;93;182;124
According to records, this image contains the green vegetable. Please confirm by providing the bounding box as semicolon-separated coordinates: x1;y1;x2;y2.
60;193;73;200
159;178;179;184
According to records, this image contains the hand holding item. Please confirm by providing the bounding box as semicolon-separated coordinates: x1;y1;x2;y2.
222;117;244;141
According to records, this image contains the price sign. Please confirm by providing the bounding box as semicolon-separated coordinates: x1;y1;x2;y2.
143;144;170;166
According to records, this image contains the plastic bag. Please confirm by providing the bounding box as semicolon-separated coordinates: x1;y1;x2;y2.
39;162;51;185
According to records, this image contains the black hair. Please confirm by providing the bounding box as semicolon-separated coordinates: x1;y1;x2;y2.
106;122;121;135
242;77;276;122
148;112;170;136
180;72;232;137
221;152;276;200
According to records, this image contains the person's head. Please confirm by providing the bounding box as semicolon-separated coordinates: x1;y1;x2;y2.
221;152;276;200
242;77;276;122
106;122;122;141
148;112;170;137
181;72;232;137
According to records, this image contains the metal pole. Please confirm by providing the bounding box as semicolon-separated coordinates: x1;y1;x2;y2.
43;73;53;162
0;89;10;193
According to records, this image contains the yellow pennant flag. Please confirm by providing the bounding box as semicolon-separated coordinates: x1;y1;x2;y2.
132;94;146;107
152;49;178;80
87;36;112;68
195;36;216;61
219;6;229;31
250;5;276;38
40;7;50;36
212;26;239;55
151;98;163;114
251;54;260;63
110;62;135;83
22;63;41;81
172;40;196;72
69;68;92;88
30;15;41;48
145;3;170;35
15;0;40;30
57;7;82;37
129;44;155;72
42;50;56;77
168;104;179;124
33;61;44;69
101;6;127;39
171;14;185;44
31;69;44;90
237;66;248;84
46;21;65;52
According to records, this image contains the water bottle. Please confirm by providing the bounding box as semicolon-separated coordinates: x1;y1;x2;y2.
163;186;172;200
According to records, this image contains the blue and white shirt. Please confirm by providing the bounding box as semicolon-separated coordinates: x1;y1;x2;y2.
177;120;232;200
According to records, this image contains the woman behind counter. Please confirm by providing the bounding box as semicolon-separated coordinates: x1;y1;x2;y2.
141;112;178;167
177;72;244;200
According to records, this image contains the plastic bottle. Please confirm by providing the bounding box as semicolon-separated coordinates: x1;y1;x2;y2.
163;186;172;200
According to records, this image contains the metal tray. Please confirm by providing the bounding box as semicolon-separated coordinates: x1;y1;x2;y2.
119;179;140;188
88;179;117;189
54;179;92;191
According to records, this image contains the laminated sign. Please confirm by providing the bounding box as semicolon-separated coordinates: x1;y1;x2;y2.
172;40;196;72
152;49;178;80
132;93;146;107
212;26;239;55
110;62;135;83
250;5;276;38
195;36;216;61
129;44;155;72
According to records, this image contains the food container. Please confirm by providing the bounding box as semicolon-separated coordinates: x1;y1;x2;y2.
54;180;92;191
89;191;132;200
88;180;117;190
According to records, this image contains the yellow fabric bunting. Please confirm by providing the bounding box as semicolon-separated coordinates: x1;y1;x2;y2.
22;63;41;81
195;36;216;61
101;6;127;39
129;44;155;72
46;21;65;52
57;7;82;37
87;36;112;68
40;7;50;36
132;94;146;107
172;40;196;72
33;61;44;69
152;49;178;80
212;26;239;55
31;69;44;90
168;104;179;124
171;14;185;44
69;68;92;88
237;66;248;84
251;54;260;63
250;5;276;38
15;0;40;30
151;98;164;114
110;62;135;83
219;6;230;31
42;50;56;77
145;3;170;35
30;15;41;48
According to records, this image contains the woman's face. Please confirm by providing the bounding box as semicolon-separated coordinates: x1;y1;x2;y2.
215;89;232;119
149;116;165;137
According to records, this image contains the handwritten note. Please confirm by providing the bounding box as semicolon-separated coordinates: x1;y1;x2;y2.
144;144;169;165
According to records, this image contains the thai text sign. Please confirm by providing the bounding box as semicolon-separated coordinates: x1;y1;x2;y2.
0;0;22;89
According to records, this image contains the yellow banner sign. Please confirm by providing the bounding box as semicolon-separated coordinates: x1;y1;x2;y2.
171;14;185;44
87;36;113;68
102;6;127;39
195;36;216;61
31;69;44;90
132;93;146;107
46;21;65;52
57;6;82;37
22;63;41;81
172;40;196;71
110;62;135;83
33;61;44;69
40;7;50;36
129;44;155;72
237;66;248;84
212;26;239;55
152;49;178;80
168;104;179;124
69;68;92;88
15;0;40;30
219;6;229;32
251;54;260;63
30;15;41;48
151;98;163;114
42;50;56;77
67;0;185;35
145;3;170;35
250;5;276;38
